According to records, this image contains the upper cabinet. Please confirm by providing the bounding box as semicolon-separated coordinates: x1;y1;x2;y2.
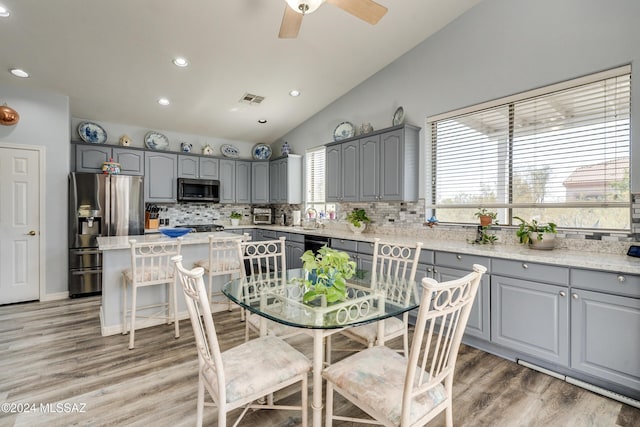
326;124;420;203
144;152;178;202
218;159;252;204
326;140;359;202
235;160;252;204
269;154;302;204
251;161;270;204
75;144;144;175
178;155;219;179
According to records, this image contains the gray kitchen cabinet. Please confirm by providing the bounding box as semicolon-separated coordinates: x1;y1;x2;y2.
219;159;236;203
285;233;305;269
178;155;219;179
326;140;359;202
269;154;302;204
490;259;570;367
433;252;491;340
251;161;270;204
255;228;278;241
144;152;177;202
235;160;251;204
75;144;144;175
359;125;420;202
570;269;640;392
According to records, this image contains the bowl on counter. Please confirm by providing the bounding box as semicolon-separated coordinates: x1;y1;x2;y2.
159;227;192;238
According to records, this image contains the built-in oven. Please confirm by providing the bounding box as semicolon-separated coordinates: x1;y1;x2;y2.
304;235;330;255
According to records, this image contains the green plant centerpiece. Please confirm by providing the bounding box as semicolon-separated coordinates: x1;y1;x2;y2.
297;246;356;304
514;216;558;250
346;208;370;234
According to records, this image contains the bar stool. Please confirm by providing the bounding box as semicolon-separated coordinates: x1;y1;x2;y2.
122;237;182;349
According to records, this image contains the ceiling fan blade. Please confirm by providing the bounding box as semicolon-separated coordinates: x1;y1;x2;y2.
327;0;387;25
279;5;303;38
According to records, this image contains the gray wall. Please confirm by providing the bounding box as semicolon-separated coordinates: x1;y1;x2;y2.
279;0;640;194
0;83;70;298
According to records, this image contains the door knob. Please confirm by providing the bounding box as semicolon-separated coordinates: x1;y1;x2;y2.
27;230;37;236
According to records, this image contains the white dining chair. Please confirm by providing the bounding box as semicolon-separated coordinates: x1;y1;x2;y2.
323;264;487;427
332;238;423;359
172;255;311;427
122;237;182;350
193;233;249;314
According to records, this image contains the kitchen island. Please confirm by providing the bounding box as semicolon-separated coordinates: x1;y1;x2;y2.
97;231;244;336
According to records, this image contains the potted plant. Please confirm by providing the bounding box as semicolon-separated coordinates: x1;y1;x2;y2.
346;208;370;234
230;211;242;226
296;246;357;304
514;216;558;250
474;208;498;226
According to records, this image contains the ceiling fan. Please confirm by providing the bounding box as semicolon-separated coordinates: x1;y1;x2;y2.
279;0;388;39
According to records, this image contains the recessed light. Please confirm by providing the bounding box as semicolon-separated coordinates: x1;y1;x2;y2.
258;119;267;124
172;57;189;67
0;6;10;17
9;68;29;78
289;90;301;97
158;98;170;106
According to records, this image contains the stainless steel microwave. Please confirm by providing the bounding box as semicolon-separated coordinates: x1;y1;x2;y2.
177;178;220;202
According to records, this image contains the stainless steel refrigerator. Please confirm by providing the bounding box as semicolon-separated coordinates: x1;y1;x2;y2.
68;172;144;297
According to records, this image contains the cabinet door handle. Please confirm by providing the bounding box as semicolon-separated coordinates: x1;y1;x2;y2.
559;291;566;297
617;275;625;283
522;263;528;269
456;255;462;260
572;293;579;300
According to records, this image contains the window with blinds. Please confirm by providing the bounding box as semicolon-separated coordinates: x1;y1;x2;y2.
428;65;631;230
305;146;334;217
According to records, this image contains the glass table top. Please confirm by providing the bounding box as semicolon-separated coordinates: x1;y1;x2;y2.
222;268;420;330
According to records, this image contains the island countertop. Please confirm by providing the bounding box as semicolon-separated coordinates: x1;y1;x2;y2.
97;231;243;251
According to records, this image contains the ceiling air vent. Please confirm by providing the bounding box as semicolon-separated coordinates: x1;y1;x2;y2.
239;93;265;105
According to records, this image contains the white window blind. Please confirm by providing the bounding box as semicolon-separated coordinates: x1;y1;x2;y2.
306;147;326;204
429;66;631;230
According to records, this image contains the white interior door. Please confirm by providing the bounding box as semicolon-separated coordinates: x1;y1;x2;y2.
0;146;40;304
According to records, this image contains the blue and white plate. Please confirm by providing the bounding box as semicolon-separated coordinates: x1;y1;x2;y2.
144;131;170;150
221;144;240;158
333;121;355;141
252;143;272;160
78;122;107;144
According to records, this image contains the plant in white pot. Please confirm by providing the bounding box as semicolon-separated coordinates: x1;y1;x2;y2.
230;211;242;226
514;217;558;250
346;208;370;234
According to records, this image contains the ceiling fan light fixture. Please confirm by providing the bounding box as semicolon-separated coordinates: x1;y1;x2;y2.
285;0;324;14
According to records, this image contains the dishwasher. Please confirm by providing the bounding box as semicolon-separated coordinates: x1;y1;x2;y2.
304;235;330;255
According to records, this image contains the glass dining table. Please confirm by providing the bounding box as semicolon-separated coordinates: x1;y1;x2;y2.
222;268;420;427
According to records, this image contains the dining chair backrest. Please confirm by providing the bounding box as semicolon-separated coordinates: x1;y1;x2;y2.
239;236;287;278
172;255;226;404
402;264;486;424
371;238;423;305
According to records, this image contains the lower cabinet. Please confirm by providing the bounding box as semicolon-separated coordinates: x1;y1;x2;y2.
491;275;569;366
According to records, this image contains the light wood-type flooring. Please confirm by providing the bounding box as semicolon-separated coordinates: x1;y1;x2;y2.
0;296;638;427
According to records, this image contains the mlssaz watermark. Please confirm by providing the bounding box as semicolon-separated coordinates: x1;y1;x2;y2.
1;402;87;414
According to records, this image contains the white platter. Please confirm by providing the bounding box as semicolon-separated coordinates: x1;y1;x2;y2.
144;131;170;150
392;106;405;126
252;143;272;160
333;121;355;141
78;122;107;144
220;144;240;158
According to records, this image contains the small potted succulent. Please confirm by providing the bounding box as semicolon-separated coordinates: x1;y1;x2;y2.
474;208;498;226
230;211;242;226
514;216;558;250
297;247;357;304
346;208;370;234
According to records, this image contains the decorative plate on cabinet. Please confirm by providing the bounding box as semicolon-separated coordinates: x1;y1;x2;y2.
220;144;240;158
144;131;170;150
392;106;405;126
78;122;107;144
252;143;272;160
333;121;355;141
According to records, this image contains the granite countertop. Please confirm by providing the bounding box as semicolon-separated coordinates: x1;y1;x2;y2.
97;231;243;251
227;224;640;275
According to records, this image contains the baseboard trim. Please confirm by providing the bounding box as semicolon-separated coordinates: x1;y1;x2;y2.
40;291;69;301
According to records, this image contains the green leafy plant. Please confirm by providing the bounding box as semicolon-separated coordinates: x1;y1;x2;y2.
514;216;557;245
230;211;242;219
296;247;356;304
474;208;498;226
346;208;370;227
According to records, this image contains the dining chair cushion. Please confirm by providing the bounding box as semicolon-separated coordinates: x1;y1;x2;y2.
322;346;447;426
123;267;174;283
194;258;242;273
202;335;311;404
345;317;405;343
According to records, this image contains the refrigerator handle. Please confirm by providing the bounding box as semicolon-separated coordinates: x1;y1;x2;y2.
104;176;111;237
